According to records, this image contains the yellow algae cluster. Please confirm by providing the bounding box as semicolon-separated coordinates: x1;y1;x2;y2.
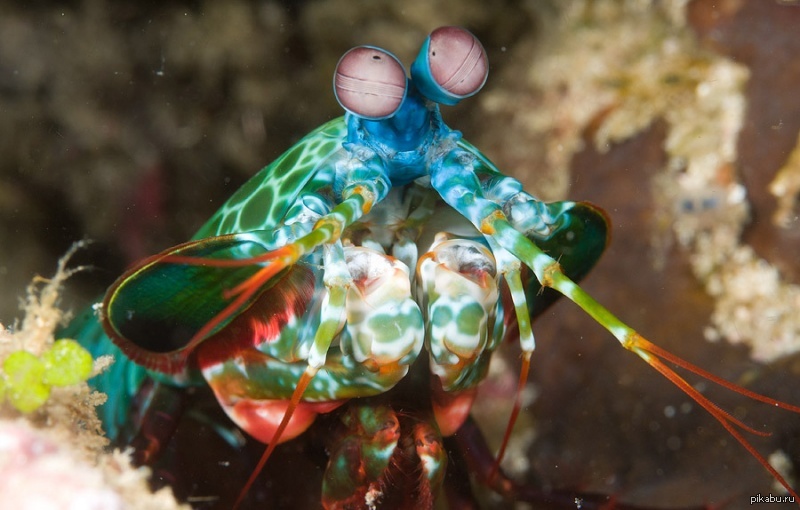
1;339;93;413
479;0;800;362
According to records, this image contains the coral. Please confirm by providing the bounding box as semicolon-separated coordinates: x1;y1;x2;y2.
478;0;800;362
0;246;188;510
769;130;800;228
0;422;124;510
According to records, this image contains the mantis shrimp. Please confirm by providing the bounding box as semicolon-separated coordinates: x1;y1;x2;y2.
66;26;800;509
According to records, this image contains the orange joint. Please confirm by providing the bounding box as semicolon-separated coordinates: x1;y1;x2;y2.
312;216;343;240
344;185;375;212
480;210;505;235
541;260;562;288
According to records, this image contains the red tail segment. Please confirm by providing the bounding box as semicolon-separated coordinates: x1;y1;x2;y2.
231;368;316;510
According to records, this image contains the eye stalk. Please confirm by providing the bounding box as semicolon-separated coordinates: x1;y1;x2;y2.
333;46;408;120
411;26;488;106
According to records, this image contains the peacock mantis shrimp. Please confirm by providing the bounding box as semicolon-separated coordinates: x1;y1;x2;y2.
65;26;800;509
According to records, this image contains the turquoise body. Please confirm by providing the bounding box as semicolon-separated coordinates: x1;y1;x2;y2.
63;112;607;440
61;27;612;508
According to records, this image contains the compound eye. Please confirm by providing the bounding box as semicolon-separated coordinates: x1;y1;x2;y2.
333;46;407;120
411;26;488;105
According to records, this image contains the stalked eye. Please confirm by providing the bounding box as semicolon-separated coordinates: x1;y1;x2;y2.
333;46;407;120
411;26;488;106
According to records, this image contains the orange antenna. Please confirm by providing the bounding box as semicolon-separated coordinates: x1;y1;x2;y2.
162;247;298;365
488;350;531;482
632;335;800;500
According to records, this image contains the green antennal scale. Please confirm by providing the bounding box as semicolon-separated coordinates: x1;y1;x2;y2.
66;26;800;509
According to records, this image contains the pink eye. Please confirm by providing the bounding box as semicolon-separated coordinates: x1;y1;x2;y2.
333;46;407;120
426;26;488;98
